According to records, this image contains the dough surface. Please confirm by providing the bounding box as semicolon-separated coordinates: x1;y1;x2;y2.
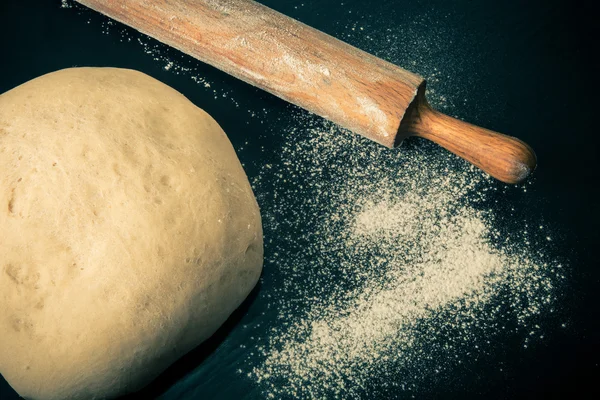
0;68;263;399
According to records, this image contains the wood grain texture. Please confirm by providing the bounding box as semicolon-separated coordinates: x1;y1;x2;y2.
399;88;537;184
74;0;536;183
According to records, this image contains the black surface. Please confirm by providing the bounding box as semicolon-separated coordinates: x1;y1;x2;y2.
0;0;598;399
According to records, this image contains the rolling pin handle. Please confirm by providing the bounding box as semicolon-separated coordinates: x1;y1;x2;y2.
401;100;537;184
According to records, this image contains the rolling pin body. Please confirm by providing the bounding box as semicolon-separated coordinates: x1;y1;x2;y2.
75;0;536;183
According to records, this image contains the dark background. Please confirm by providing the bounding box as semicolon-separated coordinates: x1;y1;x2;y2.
0;0;597;399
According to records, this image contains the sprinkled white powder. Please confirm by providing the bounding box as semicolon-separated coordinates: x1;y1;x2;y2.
356;96;390;137
247;115;563;398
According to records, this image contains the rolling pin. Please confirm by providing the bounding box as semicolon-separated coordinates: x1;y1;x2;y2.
75;0;536;184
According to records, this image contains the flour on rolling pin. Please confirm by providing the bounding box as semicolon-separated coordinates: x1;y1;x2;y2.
74;0;536;184
218;11;406;139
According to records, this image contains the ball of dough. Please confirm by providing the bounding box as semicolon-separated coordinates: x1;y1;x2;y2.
0;68;263;399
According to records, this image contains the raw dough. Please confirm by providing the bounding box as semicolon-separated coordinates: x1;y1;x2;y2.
0;68;263;399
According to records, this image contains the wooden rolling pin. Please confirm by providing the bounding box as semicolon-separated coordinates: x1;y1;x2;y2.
75;0;536;184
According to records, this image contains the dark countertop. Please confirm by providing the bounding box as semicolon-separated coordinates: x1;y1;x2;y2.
1;0;597;399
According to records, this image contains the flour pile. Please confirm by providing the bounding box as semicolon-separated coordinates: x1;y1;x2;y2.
245;111;563;398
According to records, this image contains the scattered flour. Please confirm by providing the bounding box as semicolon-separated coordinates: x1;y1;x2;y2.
356;96;390;137
247;115;563;399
